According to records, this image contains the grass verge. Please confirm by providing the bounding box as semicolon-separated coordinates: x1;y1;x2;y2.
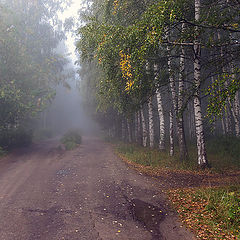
115;139;240;239
168;186;240;240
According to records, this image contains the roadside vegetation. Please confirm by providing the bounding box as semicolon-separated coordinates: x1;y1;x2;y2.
60;130;82;150
0;0;70;154
76;1;240;238
115;138;240;240
168;186;240;240
115;136;240;172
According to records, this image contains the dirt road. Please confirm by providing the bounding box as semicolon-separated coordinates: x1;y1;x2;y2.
0;137;195;240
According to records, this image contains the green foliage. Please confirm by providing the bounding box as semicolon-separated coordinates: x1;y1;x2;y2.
206;71;240;123
0;0;68;146
0;146;6;156
197;186;240;236
0;128;32;149
77;0;240;124
61;130;82;150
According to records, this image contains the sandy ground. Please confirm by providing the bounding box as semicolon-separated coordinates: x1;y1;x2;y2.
0;136;196;240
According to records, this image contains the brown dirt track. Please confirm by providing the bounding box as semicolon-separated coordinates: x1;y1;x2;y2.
0;136;196;240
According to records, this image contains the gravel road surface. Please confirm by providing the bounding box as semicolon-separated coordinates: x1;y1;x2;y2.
0;137;195;240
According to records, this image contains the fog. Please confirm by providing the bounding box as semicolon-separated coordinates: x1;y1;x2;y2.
44;75;101;137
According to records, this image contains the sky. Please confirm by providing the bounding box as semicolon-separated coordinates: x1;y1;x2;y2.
59;0;83;64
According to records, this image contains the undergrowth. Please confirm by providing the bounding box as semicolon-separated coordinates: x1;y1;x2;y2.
33;128;53;141
115;135;240;172
168;186;240;239
61;130;82;150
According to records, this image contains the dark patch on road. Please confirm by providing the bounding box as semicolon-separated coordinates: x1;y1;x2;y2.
130;199;165;240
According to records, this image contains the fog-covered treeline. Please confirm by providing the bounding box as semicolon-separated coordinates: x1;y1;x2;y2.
76;0;240;168
0;0;69;148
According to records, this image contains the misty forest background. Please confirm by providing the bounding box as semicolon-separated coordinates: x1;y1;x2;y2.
1;0;240;170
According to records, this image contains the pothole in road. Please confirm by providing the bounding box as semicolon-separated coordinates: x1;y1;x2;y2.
56;168;73;177
130;199;165;240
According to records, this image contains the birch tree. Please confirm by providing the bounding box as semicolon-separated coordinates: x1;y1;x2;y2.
193;0;208;168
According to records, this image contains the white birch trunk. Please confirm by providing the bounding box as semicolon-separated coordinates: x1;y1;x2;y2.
135;112;138;142
137;110;142;144
122;119;126;141
221;117;226;135
154;63;166;151
169;110;174;157
148;96;154;148
127;119;132;143
141;107;147;147
193;0;208;167
178;25;188;160
156;89;165;151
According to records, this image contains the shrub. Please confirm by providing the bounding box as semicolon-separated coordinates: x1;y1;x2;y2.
0;146;6;156
60;130;82;150
0;128;32;149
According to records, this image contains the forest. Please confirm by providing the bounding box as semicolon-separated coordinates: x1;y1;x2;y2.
0;0;72;151
0;1;240;239
77;0;240;169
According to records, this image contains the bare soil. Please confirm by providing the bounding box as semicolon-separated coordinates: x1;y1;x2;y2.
0;136;196;240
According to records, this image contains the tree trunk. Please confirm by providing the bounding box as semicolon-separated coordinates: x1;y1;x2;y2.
137;111;142;144
134;112;138;142
169;110;174;157
141;107;147;147
148;96;154;148
127;119;132;143
193;0;208;168
156;89;166;151
154;63;166;151
167;29;188;161
178;27;188;160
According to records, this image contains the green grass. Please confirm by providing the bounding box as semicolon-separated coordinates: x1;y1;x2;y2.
60;130;82;150
201;186;240;232
115;136;240;172
0;146;6;157
116;143;198;170
206;136;240;171
168;185;240;239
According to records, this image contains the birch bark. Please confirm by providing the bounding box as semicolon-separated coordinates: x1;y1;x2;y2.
193;0;208;167
148;96;154;148
167;28;188;160
140;107;147;147
154;63;166;151
169;110;174;157
127;119;132;143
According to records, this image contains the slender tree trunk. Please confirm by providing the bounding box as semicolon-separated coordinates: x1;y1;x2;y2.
154;63;166;151
141;107;147;147
156;89;166;151
122;119;126;141
178;26;188;160
169;109;174;157
137;110;142;144
148;96;154;148
127;118;132;143
193;0;208;168
134;112;138;142
167;30;188;160
221;117;226;135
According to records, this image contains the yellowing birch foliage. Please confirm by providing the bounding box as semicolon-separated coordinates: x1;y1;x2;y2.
119;50;133;91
